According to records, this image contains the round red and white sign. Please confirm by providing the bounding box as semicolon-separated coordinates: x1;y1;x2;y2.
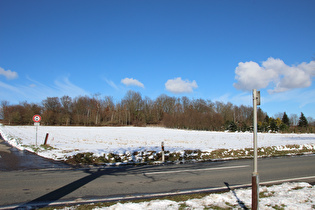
33;115;42;122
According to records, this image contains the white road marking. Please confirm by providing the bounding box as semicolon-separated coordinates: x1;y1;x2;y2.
260;176;315;185
143;165;250;175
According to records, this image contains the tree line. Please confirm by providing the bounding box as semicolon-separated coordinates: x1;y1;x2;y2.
1;90;314;133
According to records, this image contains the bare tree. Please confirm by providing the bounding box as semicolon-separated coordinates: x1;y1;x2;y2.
60;95;72;125
0;101;9;123
290;114;299;126
42;97;62;125
122;91;144;126
72;96;90;125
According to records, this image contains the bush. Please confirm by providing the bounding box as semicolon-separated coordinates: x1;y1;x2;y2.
66;152;96;165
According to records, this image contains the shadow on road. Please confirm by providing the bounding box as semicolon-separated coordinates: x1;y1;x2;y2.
16;165;154;209
17;169;104;209
12;160;230;209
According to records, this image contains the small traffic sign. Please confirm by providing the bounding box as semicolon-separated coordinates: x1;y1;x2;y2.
33;115;42;123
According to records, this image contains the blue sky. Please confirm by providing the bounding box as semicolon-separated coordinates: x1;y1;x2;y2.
1;0;315;118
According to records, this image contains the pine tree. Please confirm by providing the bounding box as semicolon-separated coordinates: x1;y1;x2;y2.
298;112;308;127
270;118;278;132
282;112;290;126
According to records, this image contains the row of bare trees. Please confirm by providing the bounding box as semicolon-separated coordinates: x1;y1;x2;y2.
1;90;314;132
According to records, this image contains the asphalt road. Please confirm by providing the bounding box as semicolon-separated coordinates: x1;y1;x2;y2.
0;136;70;171
1;155;315;209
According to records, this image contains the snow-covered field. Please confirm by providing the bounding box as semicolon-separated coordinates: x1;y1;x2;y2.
1;125;315;162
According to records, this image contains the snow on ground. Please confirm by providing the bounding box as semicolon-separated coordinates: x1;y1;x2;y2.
1;125;315;209
1;125;315;161
70;182;314;210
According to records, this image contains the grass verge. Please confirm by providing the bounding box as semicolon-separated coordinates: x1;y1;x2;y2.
64;144;315;167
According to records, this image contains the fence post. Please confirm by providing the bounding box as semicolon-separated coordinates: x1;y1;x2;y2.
44;133;49;145
161;141;165;163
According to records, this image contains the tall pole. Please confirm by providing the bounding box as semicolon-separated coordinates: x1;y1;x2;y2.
253;89;258;174
252;89;259;210
35;124;38;146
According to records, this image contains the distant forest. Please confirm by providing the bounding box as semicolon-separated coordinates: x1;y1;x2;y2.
1;90;314;133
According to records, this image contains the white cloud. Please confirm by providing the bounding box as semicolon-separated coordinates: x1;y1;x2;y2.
0;76;89;103
214;93;231;103
0;67;18;80
214;92;252;107
233;57;315;93
165;77;198;94
121;78;144;88
0;81;22;93
54;77;89;97
104;78;119;90
233;60;277;91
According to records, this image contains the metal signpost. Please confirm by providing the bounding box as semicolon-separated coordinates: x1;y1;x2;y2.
33;115;42;146
252;89;260;210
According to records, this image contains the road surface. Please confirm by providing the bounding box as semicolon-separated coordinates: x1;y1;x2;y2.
0;135;70;171
0;155;315;209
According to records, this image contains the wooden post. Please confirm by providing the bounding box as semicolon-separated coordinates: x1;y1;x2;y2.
161;142;165;163
252;174;259;210
44;133;49;145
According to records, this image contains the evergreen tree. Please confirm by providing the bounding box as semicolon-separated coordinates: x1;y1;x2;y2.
298;112;308;127
261;114;270;132
270;118;278;132
282;112;290;126
227;121;237;132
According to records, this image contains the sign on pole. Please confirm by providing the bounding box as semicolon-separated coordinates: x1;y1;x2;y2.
33;115;42;123
33;115;41;146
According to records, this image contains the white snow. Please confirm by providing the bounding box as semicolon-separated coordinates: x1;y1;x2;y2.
1;125;315;161
1;125;315;209
65;182;314;210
